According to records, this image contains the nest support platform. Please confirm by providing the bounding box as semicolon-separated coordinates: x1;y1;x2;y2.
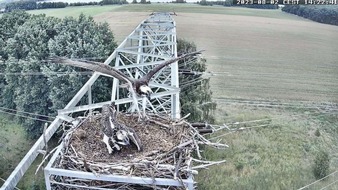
44;112;226;190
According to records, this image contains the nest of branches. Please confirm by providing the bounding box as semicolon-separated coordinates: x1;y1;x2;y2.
50;112;227;189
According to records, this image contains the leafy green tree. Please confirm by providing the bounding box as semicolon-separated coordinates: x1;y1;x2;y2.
14;58;50;138
0;12;116;139
174;0;186;3
282;5;338;26
178;39;216;123
37;2;67;9
100;0;128;5
45;14;116;111
199;0;211;6
2;57;20;110
9;15;59;59
1;15;58;138
5;1;37;12
0;59;5;104
0;10;31;59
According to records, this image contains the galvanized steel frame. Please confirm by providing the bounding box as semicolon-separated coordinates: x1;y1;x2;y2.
43;141;194;190
111;13;180;118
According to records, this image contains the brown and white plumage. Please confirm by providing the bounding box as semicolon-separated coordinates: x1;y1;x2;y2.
101;104;120;153
100;103;142;154
49;50;203;118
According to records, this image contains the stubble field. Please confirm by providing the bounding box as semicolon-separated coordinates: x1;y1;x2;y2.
93;5;338;103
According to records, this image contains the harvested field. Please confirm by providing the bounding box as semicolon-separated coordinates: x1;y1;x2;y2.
174;13;338;102
28;5;338;102
94;10;338;103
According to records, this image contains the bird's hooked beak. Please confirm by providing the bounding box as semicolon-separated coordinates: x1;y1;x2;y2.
139;85;153;100
146;91;152;100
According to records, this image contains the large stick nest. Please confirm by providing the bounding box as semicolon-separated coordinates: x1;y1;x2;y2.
50;112;227;189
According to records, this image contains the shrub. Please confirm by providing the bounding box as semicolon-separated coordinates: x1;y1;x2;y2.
313;150;330;179
315;128;321;137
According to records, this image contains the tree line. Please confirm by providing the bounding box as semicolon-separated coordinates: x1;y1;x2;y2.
4;0;128;12
198;0;278;9
282;5;338;26
0;11;216;139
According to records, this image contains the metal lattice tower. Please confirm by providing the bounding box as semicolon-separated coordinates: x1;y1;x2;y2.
53;12;180;119
112;12;180;118
0;12;185;190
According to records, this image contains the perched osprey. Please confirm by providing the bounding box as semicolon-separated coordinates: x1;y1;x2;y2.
101;104;120;154
49;50;202;118
101;103;142;154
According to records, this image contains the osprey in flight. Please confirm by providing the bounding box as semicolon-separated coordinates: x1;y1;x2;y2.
49;50;202;118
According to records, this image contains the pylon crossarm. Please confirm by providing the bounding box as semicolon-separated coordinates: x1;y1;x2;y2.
58;88;179;115
118;49;169;59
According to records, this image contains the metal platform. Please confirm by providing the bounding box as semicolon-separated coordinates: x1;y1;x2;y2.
44;138;194;190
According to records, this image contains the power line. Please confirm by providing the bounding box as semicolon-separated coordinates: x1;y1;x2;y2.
320;177;338;190
0;178;21;190
209;124;270;140
0;71;94;76
0;70;336;93
180;79;204;88
0;70;203;77
208;111;337;139
0;106;55;119
214;99;338;118
0;109;52;123
298;170;338;190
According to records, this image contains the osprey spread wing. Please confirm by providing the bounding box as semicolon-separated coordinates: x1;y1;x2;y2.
48;50;202;94
48;50;203;118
